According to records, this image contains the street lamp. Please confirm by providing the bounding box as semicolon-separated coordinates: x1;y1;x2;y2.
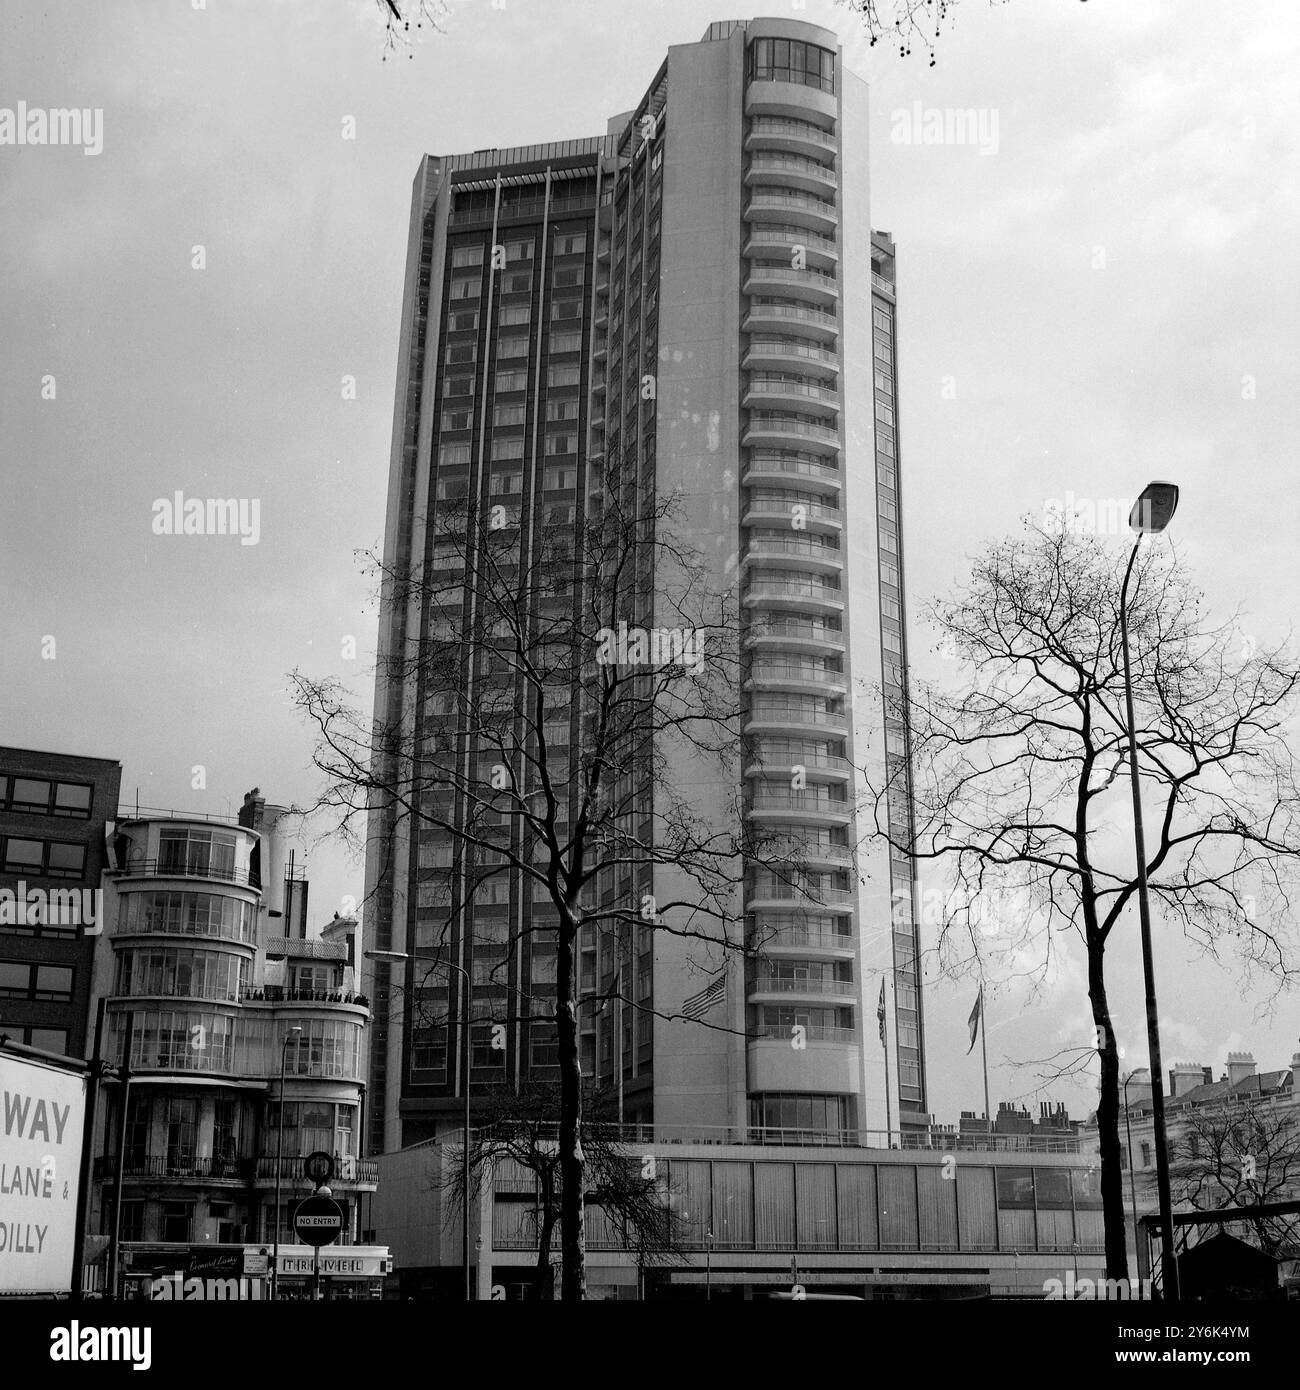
705;1229;713;1301
366;948;473;1300
272;1024;302;1302
1119;479;1180;1301
1122;1068;1143;1298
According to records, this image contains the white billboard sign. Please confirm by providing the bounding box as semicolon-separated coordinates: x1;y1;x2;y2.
0;1050;86;1294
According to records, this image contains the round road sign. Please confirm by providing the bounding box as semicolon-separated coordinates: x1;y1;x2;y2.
303;1150;335;1187
294;1193;343;1247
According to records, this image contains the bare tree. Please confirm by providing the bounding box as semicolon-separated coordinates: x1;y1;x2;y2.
292;476;819;1299
866;519;1300;1280
442;1081;687;1300
1163;1099;1300;1259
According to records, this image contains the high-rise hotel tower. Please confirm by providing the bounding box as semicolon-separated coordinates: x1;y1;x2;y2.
364;18;925;1155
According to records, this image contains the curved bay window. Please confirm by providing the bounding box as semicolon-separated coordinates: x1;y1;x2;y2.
747;37;836;94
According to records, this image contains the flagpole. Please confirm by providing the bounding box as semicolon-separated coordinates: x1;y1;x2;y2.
882;976;893;1149
979;984;991;1131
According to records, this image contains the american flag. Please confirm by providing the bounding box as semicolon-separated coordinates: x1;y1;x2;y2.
682;970;727;1020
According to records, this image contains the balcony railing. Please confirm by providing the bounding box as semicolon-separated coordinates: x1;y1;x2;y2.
749;663;844;686
749;974;856;997
743;303;837;331
746;190;837;218
745;266;839;293
872;271;896;297
240;985;369;1007
94;1153;378;1184
748;117;838;150
745;339;839;368
749;1023;855;1044
109;859;260;888
745;451;840;480
746;415;840;445
746;535;842;562
746;377;840;405
750;790;851;815
749;926;856;952
746;884;853;907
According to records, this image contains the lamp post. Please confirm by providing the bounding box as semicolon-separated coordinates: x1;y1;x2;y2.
366;949;473;1300
705;1229;713;1301
271;1025;302;1302
1122;1069;1143;1298
1119;479;1180;1302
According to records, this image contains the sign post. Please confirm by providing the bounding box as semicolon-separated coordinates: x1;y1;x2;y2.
293;1189;343;1302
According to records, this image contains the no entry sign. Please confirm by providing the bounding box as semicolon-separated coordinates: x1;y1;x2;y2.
293;1194;343;1248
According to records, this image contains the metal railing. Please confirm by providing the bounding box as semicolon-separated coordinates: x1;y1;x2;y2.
872;271;896;297
109;859;260;889
749;663;845;685
95;1153;379;1183
743;302;837;329
745;338;839;365
746;377;840;403
746;190;837;217
749;975;855;997
748;117;838;150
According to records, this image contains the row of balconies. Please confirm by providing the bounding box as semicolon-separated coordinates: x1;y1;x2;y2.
93;1153;377;1186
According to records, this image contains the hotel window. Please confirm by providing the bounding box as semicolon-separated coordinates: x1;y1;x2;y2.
450;276;481;300
442;406;473;431
553;232;586;255
504;271;532;294
550;299;582;321
546;399;578;422
435;476;468;500
495;369;527;393
493;403;526;427
443;375;473;396
489;471;522;495
499;305;531;326
650;147;664;173
548;364;581;388
543;467;576;491
452;244;485;268
545;434;576;456
552;265;584;288
471;1024;505;1069
439;442;472;468
3;837;87;879
748;37;836;93
490;436;525;461
449;308;479;332
497;333;529;359
550;330;582;353
505;238;534;262
412;1025;447;1073
445;342;476;365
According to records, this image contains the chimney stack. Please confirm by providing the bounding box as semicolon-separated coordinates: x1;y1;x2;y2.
1226;1052;1257;1087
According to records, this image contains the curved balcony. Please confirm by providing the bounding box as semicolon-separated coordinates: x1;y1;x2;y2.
744;188;837;234
743;375;839;415
744;78;839;125
744;709;848;742
746;662;847;696
748;922;856;958
745;615;845;653
109;858;260;891
744;226;838;271
743;338;839;378
94;1153;378;1187
746;116;838;158
751;838;855;873
747;974;856;1003
744;265;838;308
742;576;844;616
748;790;853;827
745;153;838;197
743;747;851;780
743;414;840;455
742;300;838;343
742;495;841;535
744;883;854;915
743;534;843;574
742;450;841;488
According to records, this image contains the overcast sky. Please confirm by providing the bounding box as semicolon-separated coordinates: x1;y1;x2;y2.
3;0;1298;1125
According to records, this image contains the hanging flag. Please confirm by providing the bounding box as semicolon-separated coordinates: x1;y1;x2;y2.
967;988;983;1054
682;970;726;1020
877;978;888;1047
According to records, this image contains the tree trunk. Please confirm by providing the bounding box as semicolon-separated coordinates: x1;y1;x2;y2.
556;916;586;1300
534;1206;557;1300
1087;937;1130;1282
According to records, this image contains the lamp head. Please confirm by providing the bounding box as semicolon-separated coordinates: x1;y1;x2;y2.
1129;482;1179;535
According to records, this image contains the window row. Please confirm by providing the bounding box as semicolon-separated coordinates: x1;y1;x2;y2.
1;835;87;879
0;774;93;819
0;959;74;1001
